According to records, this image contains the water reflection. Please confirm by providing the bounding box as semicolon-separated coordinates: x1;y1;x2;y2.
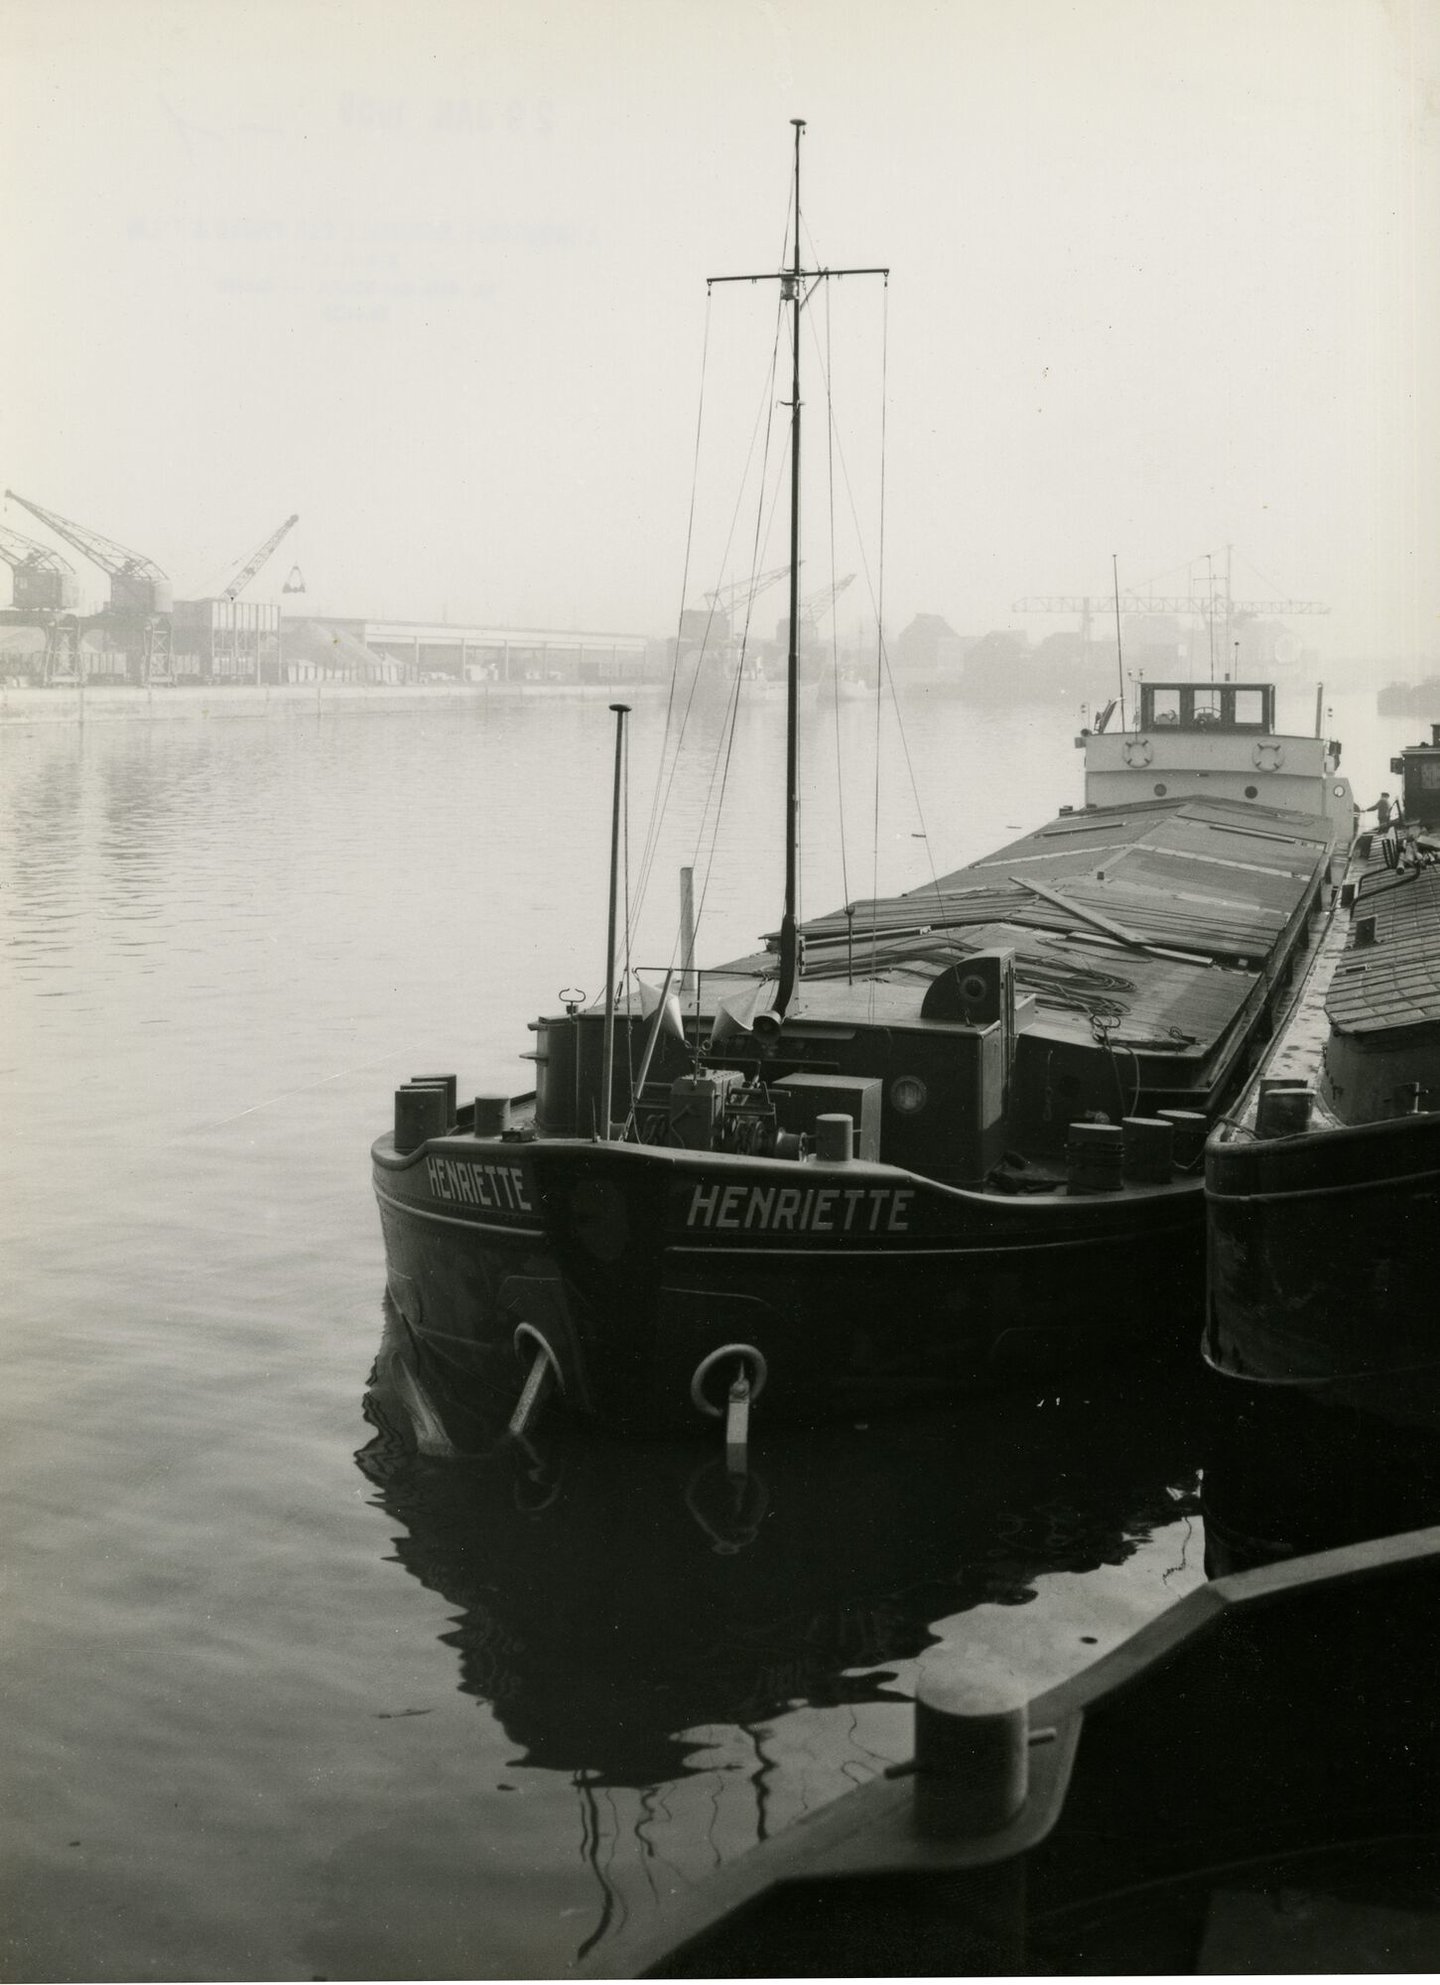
355;1308;1440;1973
357;1300;1207;1792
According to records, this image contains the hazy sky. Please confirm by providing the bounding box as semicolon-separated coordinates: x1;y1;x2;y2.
4;0;1437;664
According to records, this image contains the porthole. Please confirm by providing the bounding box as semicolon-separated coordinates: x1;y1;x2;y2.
1333;782;1347;798
1245;784;1259;799
1153;782;1167;796
890;1075;928;1114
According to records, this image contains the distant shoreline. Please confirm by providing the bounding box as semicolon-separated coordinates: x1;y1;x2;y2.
0;680;672;726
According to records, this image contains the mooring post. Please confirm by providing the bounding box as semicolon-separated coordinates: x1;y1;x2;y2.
912;1657;1030;1839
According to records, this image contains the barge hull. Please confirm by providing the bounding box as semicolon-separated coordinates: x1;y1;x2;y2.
375;1136;1201;1431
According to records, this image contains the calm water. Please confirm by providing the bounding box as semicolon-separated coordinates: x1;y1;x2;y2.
0;679;1406;1980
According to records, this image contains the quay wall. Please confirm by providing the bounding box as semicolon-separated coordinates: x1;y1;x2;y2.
0;681;672;726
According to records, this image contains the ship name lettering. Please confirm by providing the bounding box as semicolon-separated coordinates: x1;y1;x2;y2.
426;1155;533;1213
684;1181;913;1235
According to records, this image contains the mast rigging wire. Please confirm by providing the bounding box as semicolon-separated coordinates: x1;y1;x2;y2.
634;289;713;893
633;302;786;929
688;307;788;951
632;169;904;1000
798;279;946;957
633;183;794;936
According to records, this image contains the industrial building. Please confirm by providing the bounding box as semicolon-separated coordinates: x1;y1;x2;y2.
281;617;663;686
0;495;662;689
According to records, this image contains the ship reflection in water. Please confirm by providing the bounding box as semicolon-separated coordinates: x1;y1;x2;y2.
358;1309;1440;1973
356;1297;1204;1791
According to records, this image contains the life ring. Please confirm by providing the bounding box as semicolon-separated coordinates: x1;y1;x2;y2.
1122;738;1153;768
512;1321;565;1395
1253;741;1285;771
690;1342;769;1419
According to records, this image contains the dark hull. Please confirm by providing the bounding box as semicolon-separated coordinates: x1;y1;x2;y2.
1205;1112;1440;1426
374;1135;1203;1433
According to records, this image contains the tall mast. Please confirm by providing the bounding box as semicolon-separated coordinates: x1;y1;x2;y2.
777;117;805;1015
706;128;885;1018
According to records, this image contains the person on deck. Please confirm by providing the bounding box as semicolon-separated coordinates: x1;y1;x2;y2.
1368;793;1396;828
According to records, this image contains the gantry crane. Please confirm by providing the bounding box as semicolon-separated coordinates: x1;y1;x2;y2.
223;514;299;601
0;524;81;682
1015;559;1328;678
1013;591;1330;619
4;491;172;682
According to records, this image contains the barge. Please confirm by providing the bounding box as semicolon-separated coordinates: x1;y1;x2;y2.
1206;721;1440;1425
372;125;1354;1436
373;677;1352;1435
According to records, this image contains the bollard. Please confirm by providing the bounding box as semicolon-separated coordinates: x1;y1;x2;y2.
1157;1108;1208;1167
394;1082;450;1153
410;1074;457;1127
1065;1120;1123;1193
814;1112;854;1163
473;1093;512;1137
1120;1115;1175;1183
1256;1082;1314;1138
913;1659;1029;1839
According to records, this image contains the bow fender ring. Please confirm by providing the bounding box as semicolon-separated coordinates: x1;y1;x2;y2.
690;1343;769;1419
513;1321;565;1394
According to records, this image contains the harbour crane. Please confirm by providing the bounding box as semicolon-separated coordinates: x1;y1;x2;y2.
1014;556;1328;681
0;524;78;612
703;562;792;621
223;514;299;601
3;490;172;681
799;572;854;631
0;524;81;682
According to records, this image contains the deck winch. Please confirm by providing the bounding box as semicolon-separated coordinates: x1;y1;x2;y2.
668;1071;806;1158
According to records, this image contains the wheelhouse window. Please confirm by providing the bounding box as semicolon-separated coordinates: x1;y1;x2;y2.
1137;682;1274;733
